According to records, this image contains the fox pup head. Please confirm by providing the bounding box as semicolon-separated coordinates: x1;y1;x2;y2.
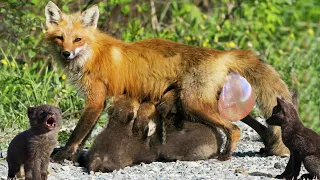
266;97;299;126
44;1;99;64
107;95;140;128
28;104;62;133
107;96;157;138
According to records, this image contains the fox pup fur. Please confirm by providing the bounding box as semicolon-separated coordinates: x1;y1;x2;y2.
45;1;291;160
80;95;221;172
80;96;156;172
267;98;320;179
7;105;62;180
141;91;222;161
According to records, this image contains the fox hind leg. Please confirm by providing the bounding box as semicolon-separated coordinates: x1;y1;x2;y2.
262;126;290;156
180;76;240;160
180;60;242;159
302;155;320;179
181;95;240;160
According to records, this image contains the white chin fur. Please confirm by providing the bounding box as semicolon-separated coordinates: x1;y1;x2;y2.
63;43;92;85
73;44;91;67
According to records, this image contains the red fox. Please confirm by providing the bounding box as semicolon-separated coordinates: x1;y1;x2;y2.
45;1;291;161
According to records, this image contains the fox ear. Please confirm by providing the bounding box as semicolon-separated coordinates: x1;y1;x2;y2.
81;5;99;28
45;1;62;27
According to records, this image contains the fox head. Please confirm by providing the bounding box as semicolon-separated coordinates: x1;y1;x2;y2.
266;97;299;127
44;1;99;65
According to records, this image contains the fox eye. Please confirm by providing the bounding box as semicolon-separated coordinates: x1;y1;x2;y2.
74;38;82;42
56;36;63;41
39;111;47;118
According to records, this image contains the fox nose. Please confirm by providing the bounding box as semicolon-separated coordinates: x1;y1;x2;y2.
62;51;71;58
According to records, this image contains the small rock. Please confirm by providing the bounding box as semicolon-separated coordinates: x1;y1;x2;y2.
0;151;6;158
186;162;200;168
234;167;248;176
274;162;285;169
1;176;6;180
61;166;70;171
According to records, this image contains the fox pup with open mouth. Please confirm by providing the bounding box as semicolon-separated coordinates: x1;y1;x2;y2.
7;105;62;180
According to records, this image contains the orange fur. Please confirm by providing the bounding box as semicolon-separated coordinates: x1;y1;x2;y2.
45;2;291;161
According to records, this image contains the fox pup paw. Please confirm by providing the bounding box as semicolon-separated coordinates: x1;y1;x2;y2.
275;174;298;180
300;174;317;180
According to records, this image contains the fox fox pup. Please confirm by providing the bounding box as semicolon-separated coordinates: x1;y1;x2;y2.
80;95;221;172
157;122;221;161
157;89;274;156
138;95;222;161
81;96;156;172
7;105;62;180
45;1;292;160
267;98;320;179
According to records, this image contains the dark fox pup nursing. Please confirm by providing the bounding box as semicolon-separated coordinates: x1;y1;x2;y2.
80;96;157;172
267;98;320;179
7;105;62;180
80;92;221;172
138;101;222;162
148;90;223;161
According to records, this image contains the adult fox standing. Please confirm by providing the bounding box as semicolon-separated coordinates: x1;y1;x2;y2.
45;1;291;161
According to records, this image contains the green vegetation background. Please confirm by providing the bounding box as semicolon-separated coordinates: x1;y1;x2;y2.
0;0;319;148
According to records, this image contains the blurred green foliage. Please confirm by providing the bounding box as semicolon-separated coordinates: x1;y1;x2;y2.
0;0;319;147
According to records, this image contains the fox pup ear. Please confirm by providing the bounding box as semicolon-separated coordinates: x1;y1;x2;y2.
45;1;62;28
81;5;99;28
276;97;286;108
27;107;35;119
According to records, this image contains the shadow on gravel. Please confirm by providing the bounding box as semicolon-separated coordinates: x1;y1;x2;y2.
232;151;262;157
249;172;274;178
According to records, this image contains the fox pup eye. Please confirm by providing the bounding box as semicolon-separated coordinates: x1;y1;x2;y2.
56;36;63;41
39;111;47;118
74;38;82;42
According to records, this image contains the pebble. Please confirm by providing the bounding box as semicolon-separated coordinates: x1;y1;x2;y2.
186;161;200;168
274;161;286;169
0;119;309;179
61;166;70;171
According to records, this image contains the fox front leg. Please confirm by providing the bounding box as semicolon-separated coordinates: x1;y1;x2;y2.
276;150;301;180
52;81;107;162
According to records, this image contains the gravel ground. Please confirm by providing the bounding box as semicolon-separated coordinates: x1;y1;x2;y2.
0;118;308;180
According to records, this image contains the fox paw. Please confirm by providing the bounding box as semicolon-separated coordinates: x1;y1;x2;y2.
51;146;76;162
217;154;231;161
259;147;290;157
